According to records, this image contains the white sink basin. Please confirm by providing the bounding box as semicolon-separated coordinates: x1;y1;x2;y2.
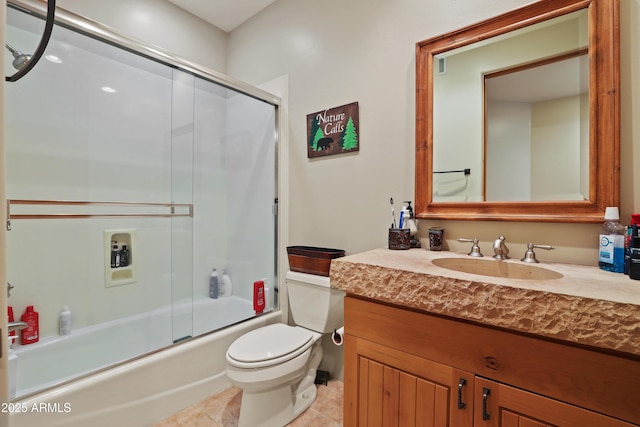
432;257;563;280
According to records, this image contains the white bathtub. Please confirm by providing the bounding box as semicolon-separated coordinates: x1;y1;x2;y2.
10;298;282;427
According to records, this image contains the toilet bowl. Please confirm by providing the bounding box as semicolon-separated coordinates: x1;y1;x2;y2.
225;271;344;427
226;324;323;427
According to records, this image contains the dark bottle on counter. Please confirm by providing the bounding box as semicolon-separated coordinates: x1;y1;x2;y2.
625;225;634;275
629;236;640;280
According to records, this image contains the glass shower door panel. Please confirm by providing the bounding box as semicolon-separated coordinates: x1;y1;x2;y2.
191;79;277;337
5;9;176;397
225;93;277;310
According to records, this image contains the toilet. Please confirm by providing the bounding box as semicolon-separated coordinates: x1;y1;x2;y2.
225;271;345;427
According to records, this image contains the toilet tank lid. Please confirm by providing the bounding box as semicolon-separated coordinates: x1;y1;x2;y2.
285;271;331;288
227;323;314;364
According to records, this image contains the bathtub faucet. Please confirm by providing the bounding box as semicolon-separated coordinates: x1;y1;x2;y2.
8;321;27;334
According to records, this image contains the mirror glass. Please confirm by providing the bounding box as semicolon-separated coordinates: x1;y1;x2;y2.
415;0;619;222
432;10;588;203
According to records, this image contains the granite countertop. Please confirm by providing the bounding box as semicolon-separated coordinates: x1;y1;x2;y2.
330;248;640;357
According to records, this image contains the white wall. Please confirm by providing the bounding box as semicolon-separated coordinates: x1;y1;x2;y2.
531;96;583;200
57;0;227;72
486;100;531;201
226;0;640;265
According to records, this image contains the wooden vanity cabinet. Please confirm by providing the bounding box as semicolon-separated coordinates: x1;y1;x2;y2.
343;296;640;427
346;334;473;426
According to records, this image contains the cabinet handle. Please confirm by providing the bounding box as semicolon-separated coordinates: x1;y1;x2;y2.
457;377;467;409
482;387;491;421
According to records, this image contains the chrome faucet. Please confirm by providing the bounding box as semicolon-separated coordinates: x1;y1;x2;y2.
7;282;14;298
493;235;509;260
8;321;27;334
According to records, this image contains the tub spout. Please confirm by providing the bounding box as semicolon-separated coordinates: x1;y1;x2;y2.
8;321;28;334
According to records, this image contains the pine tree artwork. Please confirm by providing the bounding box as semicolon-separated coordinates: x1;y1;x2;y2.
309;115;322;151
341;116;358;150
312;127;324;151
306;101;359;158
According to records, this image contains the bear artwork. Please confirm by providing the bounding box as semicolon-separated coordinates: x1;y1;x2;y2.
317;137;333;150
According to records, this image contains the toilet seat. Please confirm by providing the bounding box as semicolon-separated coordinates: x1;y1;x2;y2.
226;323;315;369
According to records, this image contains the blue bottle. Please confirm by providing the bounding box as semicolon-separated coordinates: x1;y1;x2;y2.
599;207;625;273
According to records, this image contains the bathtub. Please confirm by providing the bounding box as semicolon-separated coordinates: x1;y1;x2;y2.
10;298;282;427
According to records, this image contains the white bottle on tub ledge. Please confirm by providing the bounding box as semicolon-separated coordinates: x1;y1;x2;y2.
59;306;72;336
219;269;233;297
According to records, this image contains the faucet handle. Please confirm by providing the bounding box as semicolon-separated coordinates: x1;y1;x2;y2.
457;238;483;257
521;243;555;263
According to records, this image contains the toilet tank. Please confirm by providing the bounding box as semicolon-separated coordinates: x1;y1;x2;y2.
286;271;345;333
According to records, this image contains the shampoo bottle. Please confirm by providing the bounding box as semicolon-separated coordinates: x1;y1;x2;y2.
59;306;72;336
253;280;265;315
8;306;15;338
111;241;119;268
209;269;219;299
219;269;233;297
599;207;625;273
119;245;129;267
20;305;39;345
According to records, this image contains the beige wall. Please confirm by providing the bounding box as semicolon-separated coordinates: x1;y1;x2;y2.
227;0;640;266
18;0;640;265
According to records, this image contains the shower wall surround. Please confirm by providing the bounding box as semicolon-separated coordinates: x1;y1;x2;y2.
4;4;278;397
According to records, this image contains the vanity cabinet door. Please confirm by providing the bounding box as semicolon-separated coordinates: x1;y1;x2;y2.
344;334;473;426
474;377;637;427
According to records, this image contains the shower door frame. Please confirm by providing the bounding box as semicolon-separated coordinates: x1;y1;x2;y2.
4;0;283;397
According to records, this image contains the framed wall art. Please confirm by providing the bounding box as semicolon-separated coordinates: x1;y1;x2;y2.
306;102;359;158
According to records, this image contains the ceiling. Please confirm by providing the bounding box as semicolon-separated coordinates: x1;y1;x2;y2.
167;0;276;32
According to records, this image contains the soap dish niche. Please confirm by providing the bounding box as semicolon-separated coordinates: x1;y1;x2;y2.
104;229;136;287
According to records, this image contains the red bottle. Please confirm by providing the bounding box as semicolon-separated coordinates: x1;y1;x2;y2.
253;280;265;315
8;306;15;337
21;305;39;345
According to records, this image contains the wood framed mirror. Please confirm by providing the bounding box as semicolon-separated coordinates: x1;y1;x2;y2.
415;0;619;222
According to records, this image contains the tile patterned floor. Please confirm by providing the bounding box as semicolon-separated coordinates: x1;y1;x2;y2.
152;380;343;427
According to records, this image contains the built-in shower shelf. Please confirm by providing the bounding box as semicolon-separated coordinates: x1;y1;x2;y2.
104;229;137;287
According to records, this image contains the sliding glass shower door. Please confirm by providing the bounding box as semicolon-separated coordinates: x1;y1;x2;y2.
4;3;277;398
